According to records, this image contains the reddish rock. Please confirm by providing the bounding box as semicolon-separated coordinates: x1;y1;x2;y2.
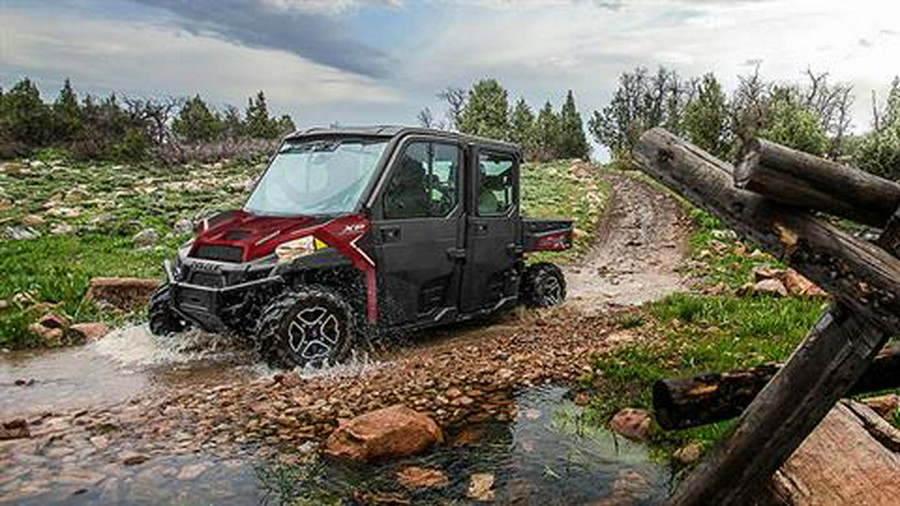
120;450;150;466
752;278;788;298
782;269;827;298
86;277;159;311
39;313;68;329
608;408;651;442
28;323;63;343
396;466;449;489
673;442;703;464
325;405;442;462
0;419;30;440
69;322;110;342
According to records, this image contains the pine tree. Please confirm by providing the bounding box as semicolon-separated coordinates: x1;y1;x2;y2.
458;79;510;141
53;78;81;141
509;98;536;158
534;101;561;161
683;73;731;158
221;105;243;139
558;90;590;159
245;91;279;139
172;95;221;143
1;78;53;147
276;114;296;136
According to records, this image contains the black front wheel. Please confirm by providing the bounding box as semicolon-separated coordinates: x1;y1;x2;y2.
148;284;189;335
522;262;567;308
256;286;355;369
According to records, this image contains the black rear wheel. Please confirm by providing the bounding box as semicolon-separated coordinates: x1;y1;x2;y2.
522;262;566;308
148;284;189;335
256;286;355;369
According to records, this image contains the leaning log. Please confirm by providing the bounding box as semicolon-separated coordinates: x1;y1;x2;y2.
735;138;900;227
654;343;900;430
632;128;898;506
634;128;900;331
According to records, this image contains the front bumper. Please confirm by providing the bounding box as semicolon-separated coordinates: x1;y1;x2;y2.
163;259;283;331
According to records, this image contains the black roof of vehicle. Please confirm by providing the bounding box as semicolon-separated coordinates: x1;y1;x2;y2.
285;125;519;152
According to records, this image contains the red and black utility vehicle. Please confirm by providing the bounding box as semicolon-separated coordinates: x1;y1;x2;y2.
149;126;573;368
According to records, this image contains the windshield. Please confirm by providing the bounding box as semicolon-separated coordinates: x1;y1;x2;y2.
244;138;388;216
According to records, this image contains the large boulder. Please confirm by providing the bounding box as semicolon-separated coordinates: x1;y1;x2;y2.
86;278;159;311
325;405;442;462
69;322;110;343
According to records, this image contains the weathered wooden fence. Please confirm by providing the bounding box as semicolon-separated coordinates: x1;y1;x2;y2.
631;129;900;505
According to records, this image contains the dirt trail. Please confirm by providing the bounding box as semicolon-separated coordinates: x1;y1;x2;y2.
565;171;691;314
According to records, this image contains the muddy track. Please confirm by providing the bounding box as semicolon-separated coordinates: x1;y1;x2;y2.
565;171;691;314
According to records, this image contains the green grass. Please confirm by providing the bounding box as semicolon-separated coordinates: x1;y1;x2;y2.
0;155;264;348
521;160;609;263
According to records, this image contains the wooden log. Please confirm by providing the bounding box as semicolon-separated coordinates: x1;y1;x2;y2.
631;129;896;506
735;138;900;227
654;343;900;430
633;128;900;332
770;400;900;506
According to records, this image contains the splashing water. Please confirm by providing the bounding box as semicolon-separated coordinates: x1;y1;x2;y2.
90;324;252;368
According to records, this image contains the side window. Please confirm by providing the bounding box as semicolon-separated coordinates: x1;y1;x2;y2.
477;151;515;215
383;141;459;219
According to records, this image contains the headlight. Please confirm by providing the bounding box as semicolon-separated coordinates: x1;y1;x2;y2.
275;236;328;263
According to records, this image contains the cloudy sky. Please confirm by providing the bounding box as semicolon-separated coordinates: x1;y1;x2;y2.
2;0;899;143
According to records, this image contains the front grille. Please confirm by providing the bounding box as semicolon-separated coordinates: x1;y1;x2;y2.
193;244;243;263
190;272;224;288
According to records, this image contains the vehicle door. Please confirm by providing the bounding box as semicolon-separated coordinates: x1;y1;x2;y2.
459;147;520;312
371;139;465;325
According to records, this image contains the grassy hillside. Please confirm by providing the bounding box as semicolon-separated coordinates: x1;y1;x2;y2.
0;155;605;348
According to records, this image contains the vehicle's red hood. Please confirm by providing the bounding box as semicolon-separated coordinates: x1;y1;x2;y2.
192;210;327;261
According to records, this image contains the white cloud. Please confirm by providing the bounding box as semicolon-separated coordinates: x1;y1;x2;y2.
406;0;900;130
0;8;401;116
259;0;403;15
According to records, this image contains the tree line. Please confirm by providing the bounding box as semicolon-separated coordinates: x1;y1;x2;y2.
420;79;591;162
0;77;296;163
589;66;900;181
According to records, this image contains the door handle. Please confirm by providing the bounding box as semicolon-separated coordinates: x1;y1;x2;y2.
475;223;489;235
446;247;466;261
381;226;401;243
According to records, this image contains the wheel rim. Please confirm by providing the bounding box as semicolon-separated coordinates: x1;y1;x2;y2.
287;306;341;364
540;276;563;305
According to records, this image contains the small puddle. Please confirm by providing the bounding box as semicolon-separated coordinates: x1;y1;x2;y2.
4;386;671;505
257;385;671;505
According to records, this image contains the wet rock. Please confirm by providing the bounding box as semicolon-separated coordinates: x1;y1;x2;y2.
572;390;591;406
14;378;35;387
28;323;63;343
467;472;495;501
176;462;210;481
86;278;159;311
396;466;449;489
673;442;703;464
0;419;31;440
596;469;654;505
22;214;45;226
861;394;900;419
325;405;442;462
608;408;651;442
69;322;110;342
120;450;149;466
132;228;158;249
451;424;485;447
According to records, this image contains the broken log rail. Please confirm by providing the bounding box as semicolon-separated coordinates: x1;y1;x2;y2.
631;128;900;506
653;343;900;431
